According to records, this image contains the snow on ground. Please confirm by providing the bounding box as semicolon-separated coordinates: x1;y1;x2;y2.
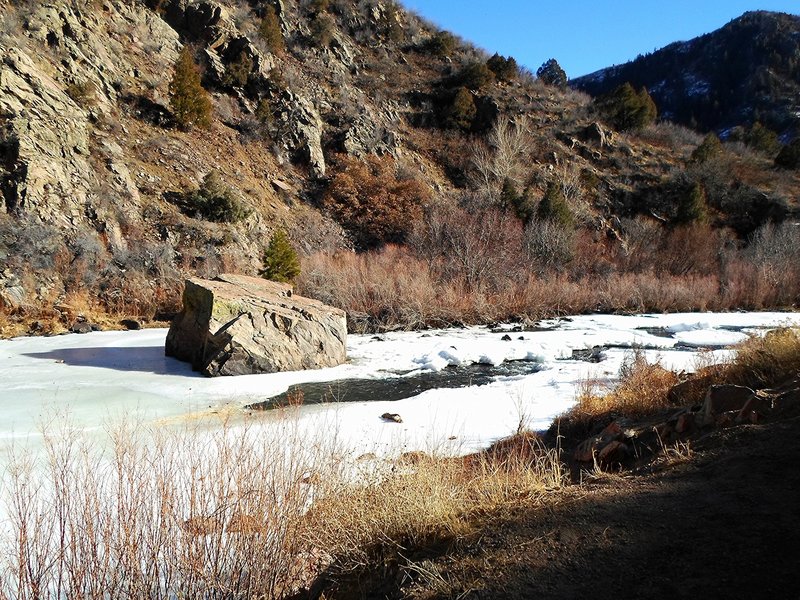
1;312;799;460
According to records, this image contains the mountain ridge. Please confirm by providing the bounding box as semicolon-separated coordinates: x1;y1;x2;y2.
572;10;800;136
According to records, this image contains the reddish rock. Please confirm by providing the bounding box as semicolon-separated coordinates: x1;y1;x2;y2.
598;440;628;465
573;438;597;463
704;385;755;419
668;377;712;406
736;395;771;423
600;420;623;439
675;412;696;434
573;422;627;463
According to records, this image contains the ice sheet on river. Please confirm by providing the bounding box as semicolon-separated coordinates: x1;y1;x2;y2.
1;311;798;457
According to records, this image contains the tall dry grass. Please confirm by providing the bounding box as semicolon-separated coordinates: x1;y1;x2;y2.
304;434;564;573
0;415;565;599
721;326;800;389
0;417;344;599
568;349;679;426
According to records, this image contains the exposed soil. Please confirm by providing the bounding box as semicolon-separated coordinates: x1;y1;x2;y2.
318;415;800;599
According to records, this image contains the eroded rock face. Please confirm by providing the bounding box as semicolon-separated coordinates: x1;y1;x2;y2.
165;274;347;376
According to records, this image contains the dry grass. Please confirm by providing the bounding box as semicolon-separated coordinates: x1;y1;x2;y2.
722;327;800;389
303;433;564;573
0;416;564;599
568;349;679;425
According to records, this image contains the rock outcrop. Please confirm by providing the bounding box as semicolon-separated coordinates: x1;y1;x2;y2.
165;274;347;376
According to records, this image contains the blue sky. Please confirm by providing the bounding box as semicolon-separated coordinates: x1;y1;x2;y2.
399;1;800;78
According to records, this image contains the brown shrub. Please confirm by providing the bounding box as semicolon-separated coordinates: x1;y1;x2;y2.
323;155;431;249
409;198;524;292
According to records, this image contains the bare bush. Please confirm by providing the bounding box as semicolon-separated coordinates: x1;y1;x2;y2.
523;219;576;274
470;116;532;202
409;198;523;292
0;418;346;599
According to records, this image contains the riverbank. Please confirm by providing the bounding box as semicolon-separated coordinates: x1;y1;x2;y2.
0;324;797;597
305;327;800;599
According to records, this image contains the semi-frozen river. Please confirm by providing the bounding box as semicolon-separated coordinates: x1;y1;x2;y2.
2;311;798;458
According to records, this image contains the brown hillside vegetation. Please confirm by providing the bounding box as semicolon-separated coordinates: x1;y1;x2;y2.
0;1;798;335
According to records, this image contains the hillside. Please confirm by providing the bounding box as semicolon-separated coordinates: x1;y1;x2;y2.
572;11;800;137
0;1;798;336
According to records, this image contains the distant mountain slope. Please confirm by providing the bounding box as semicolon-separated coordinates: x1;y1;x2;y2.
572;11;800;136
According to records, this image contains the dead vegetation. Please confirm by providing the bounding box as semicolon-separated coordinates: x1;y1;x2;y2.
569;349;679;425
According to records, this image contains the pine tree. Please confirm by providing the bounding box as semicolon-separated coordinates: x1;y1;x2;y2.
536;58;567;88
258;5;284;55
690;132;723;164
169;46;212;130
537;181;573;228
261;230;301;283
443;87;476;130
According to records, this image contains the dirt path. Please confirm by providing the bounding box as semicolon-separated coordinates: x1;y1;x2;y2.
322;416;800;599
433;418;800;599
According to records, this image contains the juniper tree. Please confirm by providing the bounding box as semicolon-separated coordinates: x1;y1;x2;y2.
596;83;657;131
537;181;574;228
169;46;212;130
690;132;723;164
258;5;284;55
261;229;301;283
536;58;567;88
443;87;476;131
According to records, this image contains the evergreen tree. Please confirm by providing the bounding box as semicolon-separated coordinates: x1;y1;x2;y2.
169;46;212;130
426;31;456;57
456;62;496;91
443;87;476;130
745;122;780;156
487;53;518;82
536;58;567;88
596;83;657;131
187;171;250;222
261;230;301;283
690;132;723;164
222;52;253;88
258;5;285;55
675;181;709;223
537;181;573;227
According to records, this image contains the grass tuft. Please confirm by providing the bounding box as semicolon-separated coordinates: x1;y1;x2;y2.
568;349;679;426
722;327;800;389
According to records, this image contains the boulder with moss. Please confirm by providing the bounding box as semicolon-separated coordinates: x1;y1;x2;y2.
165;274;347;376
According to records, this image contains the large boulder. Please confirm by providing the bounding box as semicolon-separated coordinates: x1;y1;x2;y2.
165;274;347;376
